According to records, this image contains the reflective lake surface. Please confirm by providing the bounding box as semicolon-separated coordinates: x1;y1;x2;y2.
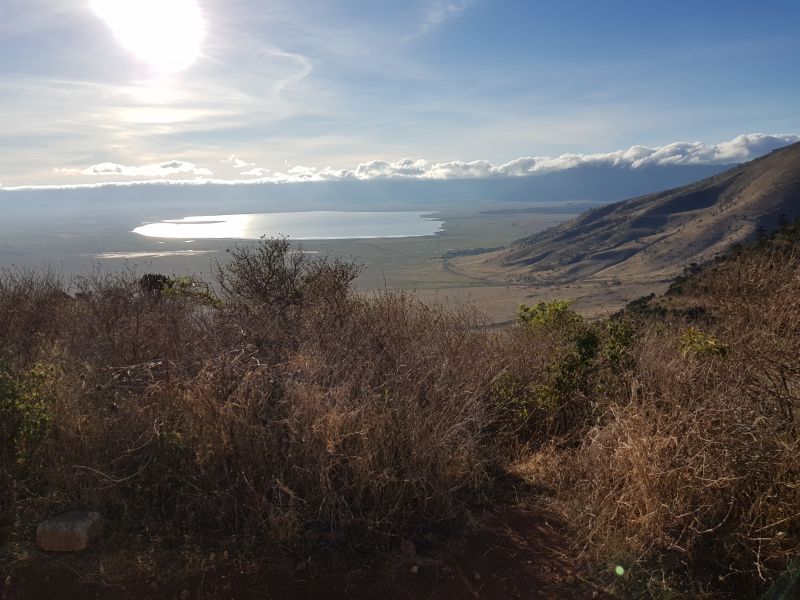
133;211;443;240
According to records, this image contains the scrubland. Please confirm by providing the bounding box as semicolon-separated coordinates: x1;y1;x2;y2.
1;231;799;598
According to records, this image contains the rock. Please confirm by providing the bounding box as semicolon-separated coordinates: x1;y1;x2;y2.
400;539;416;558
36;511;104;552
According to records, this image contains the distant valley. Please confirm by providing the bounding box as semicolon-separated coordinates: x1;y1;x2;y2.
2;152;797;322
443;141;800;318
0;160;730;283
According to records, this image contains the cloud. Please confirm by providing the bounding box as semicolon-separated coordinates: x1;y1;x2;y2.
411;0;472;39
56;160;213;177
713;133;798;162
266;48;314;95
32;132;798;190
224;154;255;170
251;133;798;182
239;167;272;177
354;158;428;179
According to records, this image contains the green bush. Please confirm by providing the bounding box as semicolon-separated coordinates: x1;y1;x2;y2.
601;317;637;370
500;301;601;442
678;326;728;357
0;363;54;468
0;362;55;525
518;299;582;329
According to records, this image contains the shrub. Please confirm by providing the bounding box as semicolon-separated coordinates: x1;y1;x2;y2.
0;239;507;550
496;301;602;444
678;326;728;357
2;235;799;598
0;362;55;526
161;275;222;308
532;244;800;597
518;299;582;329
217;236;360;313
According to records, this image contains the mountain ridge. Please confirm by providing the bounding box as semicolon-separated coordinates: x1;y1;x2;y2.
495;141;800;283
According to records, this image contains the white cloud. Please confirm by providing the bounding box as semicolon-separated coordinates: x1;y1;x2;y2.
34;132;798;190
354;158;428;179
337;133;799;180
411;0;472;39
57;160;213;177
239;167;272;177
266;48;314;95
224;154;256;170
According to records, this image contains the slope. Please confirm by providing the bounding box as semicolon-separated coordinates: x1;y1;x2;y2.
497;141;800;283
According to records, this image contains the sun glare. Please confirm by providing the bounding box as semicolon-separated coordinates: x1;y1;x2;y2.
90;0;206;73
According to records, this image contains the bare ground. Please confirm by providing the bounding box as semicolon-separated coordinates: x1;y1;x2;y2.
2;506;608;600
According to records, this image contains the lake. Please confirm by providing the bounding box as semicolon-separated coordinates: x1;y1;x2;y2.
133;211;443;240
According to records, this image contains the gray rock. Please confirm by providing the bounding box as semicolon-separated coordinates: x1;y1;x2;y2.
36;511;104;552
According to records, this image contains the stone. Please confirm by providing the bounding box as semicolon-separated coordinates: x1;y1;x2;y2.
36;511;104;552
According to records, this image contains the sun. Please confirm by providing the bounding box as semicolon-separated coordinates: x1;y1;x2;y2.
91;0;206;73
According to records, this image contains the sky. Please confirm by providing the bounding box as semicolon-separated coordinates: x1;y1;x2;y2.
1;0;799;188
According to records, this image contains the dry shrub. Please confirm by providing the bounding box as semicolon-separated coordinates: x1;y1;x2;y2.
0;239;512;549
539;246;800;596
166;292;503;541
0;266;69;365
4;235;798;596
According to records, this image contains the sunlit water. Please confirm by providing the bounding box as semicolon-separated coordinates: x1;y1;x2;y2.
132;211;443;240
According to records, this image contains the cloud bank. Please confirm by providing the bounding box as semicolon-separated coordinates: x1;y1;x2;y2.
19;132;797;191
56;160;213;178
232;133;800;183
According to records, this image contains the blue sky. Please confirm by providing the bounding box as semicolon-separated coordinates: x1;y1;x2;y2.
1;0;799;187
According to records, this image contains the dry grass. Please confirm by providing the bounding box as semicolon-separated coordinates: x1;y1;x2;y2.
529;243;800;597
2;236;799;598
0;240;517;552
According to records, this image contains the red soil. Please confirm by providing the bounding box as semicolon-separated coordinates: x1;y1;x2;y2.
2;507;606;600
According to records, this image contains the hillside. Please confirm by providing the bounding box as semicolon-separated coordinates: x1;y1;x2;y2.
496;141;800;282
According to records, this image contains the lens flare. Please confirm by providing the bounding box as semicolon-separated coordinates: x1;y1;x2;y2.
91;0;206;73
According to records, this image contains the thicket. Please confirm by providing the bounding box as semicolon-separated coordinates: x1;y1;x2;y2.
526;234;800;598
0;233;798;598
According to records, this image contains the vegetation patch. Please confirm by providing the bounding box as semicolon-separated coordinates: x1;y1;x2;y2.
1;232;799;598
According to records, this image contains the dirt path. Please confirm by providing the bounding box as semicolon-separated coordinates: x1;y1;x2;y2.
2;507;605;600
